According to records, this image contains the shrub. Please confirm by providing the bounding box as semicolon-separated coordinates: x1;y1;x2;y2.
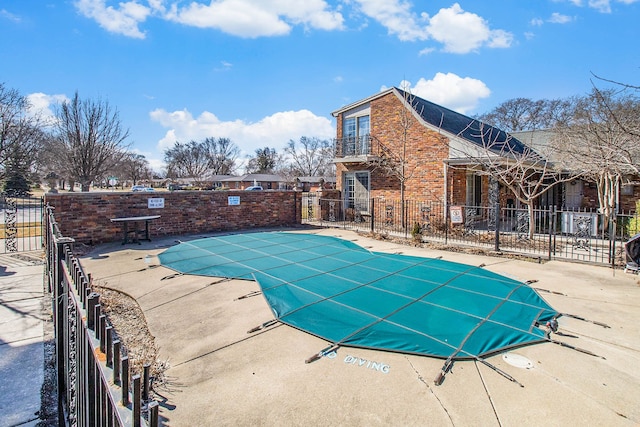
627;200;640;236
411;222;423;242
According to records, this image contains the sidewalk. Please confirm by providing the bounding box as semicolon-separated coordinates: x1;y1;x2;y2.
0;253;47;427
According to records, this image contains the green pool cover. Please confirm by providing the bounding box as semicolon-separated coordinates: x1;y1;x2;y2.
158;232;557;361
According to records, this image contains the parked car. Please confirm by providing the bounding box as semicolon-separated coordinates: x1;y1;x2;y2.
245;186;263;191
131;185;146;192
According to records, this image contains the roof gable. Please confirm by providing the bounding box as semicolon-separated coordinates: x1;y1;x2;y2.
394;88;529;155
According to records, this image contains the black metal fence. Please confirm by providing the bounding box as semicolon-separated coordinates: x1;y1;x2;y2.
45;206;159;427
0;192;43;253
302;193;639;267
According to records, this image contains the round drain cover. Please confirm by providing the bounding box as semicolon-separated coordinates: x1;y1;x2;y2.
502;353;533;369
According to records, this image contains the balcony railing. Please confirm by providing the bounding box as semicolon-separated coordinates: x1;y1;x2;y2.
334;135;374;158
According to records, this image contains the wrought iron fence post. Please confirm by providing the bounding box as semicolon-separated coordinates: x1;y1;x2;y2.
122;357;130;406
444;201;449;245
549;206;556;260
370;198;375;233
494;203;500;252
609;207;617;268
148;401;159;427
133;374;142;427
143;363;151;402
53;236;74;426
113;340;122;385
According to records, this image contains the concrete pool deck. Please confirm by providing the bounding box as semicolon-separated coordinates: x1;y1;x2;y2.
79;228;640;426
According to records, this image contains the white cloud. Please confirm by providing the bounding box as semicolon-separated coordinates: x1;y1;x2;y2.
588;0;612;12
351;0;428;41
214;61;233;72
75;0;343;38
549;12;574;23
418;47;436;56
75;0;151;38
426;3;513;53
399;73;491;114
352;1;512;53
0;9;22;23
165;0;344;38
558;0;640;12
26;93;69;124
150;108;334;157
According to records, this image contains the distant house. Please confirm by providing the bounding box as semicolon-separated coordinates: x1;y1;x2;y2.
294;176;336;192
331;87;530;212
166;175;235;190
221;174;288;190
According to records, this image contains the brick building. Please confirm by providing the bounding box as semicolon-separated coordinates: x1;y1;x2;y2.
331;87;530;213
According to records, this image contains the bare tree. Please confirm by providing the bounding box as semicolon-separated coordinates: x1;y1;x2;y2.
164;137;239;182
284;136;333;176
245;146;279;174
164;140;210;180
552;88;640;225
201;137;240;175
365;87;447;228
53;92;130;191
478;97;573;132
119;153;152;185
452;122;577;239
0;83;47;192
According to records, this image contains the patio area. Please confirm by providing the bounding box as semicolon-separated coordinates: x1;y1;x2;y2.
78;228;640;426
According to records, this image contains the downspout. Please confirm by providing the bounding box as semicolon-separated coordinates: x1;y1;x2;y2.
443;160;449;245
443;161;449;220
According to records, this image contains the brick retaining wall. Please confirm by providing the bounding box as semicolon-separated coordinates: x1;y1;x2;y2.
44;190;302;245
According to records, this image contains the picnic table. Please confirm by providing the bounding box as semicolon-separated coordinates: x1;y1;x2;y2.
110;215;161;245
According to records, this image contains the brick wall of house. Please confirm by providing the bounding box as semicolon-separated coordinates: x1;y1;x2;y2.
370;93;449;202
447;167;467;205
335;91;450;204
44;191;302;245
621;186;640;211
582;182;640;211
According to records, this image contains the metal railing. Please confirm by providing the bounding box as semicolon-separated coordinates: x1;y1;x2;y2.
334;135;374;157
302;193;639;267
45;205;159;427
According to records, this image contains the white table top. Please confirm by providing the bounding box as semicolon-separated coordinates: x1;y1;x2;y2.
110;215;161;222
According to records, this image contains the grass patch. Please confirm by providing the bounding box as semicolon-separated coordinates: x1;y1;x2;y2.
0;222;43;238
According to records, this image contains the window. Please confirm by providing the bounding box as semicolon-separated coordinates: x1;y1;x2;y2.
622;183;635;196
343;117;356;138
342;115;370;155
466;173;482;207
344;171;370;212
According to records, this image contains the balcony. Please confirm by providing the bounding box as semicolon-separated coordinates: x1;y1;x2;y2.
333;135;379;163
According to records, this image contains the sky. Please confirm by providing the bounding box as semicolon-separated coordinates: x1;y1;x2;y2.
1;0;639;173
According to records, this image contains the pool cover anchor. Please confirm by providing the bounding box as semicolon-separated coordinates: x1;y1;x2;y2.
434;358;454;385
476;357;524;387
435;356;525;387
548;339;606;359
235;290;262;300
561;313;611;329
305;344;340;364
247;319;278;333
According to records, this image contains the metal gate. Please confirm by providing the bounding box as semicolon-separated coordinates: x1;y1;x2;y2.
0;192;44;253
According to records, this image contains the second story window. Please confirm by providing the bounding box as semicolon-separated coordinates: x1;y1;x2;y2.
342;115;370;156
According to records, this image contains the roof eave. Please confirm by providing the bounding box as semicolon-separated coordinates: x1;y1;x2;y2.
331;87;396;117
